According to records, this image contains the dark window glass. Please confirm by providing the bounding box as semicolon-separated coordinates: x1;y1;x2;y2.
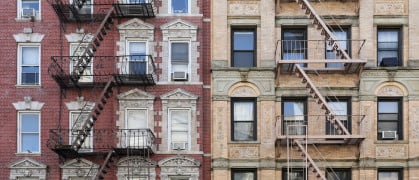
377;28;401;66
282;99;306;135
327;169;351;180
232;29;256;67
231;98;256;141
282;168;305;180
377;98;402;140
232;169;256;180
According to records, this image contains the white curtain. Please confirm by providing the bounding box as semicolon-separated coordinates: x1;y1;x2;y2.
234;102;253;121
171;110;189;143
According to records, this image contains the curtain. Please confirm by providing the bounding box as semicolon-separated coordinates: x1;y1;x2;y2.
171;110;189;142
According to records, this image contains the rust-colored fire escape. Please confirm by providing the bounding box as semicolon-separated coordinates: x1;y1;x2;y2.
276;0;366;179
46;0;157;179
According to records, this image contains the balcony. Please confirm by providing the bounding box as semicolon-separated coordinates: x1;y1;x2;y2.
275;39;367;74
47;128;156;159
48;55;157;88
275;115;365;145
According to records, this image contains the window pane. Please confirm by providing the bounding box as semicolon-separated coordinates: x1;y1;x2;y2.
172;0;188;13
234;32;254;50
379;102;398;113
22;47;39;65
171;43;189;62
22;0;39;11
327;170;351;180
283;169;305;180
378;171;399;180
21;133;39;152
233;52;254;67
234;102;254;121
284;101;304;116
234;122;254;140
127;109;147;129
233;172;254;180
378;31;398;42
21;114;39;132
378;122;398;131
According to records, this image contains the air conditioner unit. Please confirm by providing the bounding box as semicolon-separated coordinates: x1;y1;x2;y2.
22;8;35;17
382;131;397;139
171;142;187;150
173;71;187;80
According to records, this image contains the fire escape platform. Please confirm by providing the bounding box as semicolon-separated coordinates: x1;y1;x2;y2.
276;59;367;74
276;135;365;145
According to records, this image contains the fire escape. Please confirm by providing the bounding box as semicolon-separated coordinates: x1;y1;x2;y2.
46;0;156;179
275;0;366;179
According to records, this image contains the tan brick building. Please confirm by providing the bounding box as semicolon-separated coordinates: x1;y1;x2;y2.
211;0;419;179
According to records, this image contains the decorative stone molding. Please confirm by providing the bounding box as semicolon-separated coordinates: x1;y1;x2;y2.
117;156;156;179
116;18;155;59
229;146;259;159
259;158;276;169
160;88;199;152
229;83;260;97
13;31;45;43
61;158;99;180
13;96;44;110
158;156;200;180
376;145;407;159
9;158;47;180
117;88;155;130
375;0;406;15
160;19;198;41
65;32;94;43
228;1;260;16
212;158;229;169
376;84;406;97
65;96;95;111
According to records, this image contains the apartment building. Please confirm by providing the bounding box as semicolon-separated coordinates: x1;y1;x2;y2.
0;0;210;179
211;0;419;179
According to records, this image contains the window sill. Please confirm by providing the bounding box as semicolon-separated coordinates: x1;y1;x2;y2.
15;17;41;22
375;140;408;144
15;152;41;156
229;141;260;144
15;84;42;88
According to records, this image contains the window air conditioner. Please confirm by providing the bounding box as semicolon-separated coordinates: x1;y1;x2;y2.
22;8;35;17
171;142;187;150
382;131;397;139
173;71;187;80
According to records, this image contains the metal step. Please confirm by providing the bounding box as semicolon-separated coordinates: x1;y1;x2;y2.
293;139;326;180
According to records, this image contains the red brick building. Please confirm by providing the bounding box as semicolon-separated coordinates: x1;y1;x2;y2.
0;0;210;179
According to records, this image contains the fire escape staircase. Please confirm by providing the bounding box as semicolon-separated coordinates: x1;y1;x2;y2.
94;150;116;180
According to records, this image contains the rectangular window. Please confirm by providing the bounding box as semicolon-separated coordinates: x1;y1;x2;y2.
232;28;256;67
326;27;351;68
231;98;257;141
169;109;190;150
18;112;40;153
127;41;148;75
19;45;40;85
170;0;189;13
70;112;92;151
69;0;93;20
282;28;307;67
70;43;93;82
326;98;351;135
326;168;351;180
171;42;189;81
378;98;402;140
19;0;40;19
282;168;305;180
377;28;401;67
125;109;148;147
282;99;307;135
378;169;402;180
232;169;256;180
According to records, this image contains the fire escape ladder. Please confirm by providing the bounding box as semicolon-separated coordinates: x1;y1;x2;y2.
71;6;115;84
71;77;116;151
295;0;351;61
293;139;327;180
295;64;350;135
95;150;116;180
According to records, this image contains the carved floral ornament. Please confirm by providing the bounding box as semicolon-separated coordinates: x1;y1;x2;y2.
229;83;260;97
60;158;99;179
160;19;198;41
117;18;155;41
9;158;47;180
12;96;44;110
158;155;200;179
116;156;157;179
375;83;407;97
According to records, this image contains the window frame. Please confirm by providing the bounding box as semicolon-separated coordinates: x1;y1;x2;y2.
169;41;190;81
17;111;41;154
17;44;41;86
231;98;257;141
17;0;41;19
168;0;190;14
282;98;307;136
168;108;191;151
377;97;403;140
126;40;149;75
377;27;402;67
69;111;93;151
70;43;93;82
282;168;306;180
377;169;403;180
326;168;352;180
325;26;351;68
231;168;257;180
326;97;351;135
282;27;307;67
231;27;257;67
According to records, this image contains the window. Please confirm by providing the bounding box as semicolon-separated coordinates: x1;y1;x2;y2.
170;176;190;180
125;109;148;148
170;42;189;81
70;112;92;151
18;0;40;19
69;0;93;20
169;109;190;150
326;27;350;68
377;98;402;140
18;112;40;153
170;0;189;13
378;169;402;180
326;168;351;180
232;28;256;67
70;43;93;82
127;41;148;75
18;45;40;85
377;28;401;67
231;98;257;141
282;28;307;66
282;168;305;180
326;98;351;135
282;99;306;135
232;169;256;180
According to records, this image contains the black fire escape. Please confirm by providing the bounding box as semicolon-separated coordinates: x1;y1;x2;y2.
46;0;157;179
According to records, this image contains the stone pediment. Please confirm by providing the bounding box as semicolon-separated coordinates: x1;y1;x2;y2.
117;157;156;167
160;88;198;100
117;88;155;100
158;156;200;167
160;19;198;30
118;18;154;30
60;158;98;169
9;158;47;169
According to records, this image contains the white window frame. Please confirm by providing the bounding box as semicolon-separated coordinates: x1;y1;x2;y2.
17;44;41;86
17;0;41;20
124;108;148;147
168;108;191;151
126;40;149;75
70;43;93;83
168;0;190;14
69;0;94;13
69;111;93;152
169;40;191;82
17;111;41;154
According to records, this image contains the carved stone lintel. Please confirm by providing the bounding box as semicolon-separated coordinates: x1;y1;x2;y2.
376;145;407;159
229;146;259;159
375;0;406;15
